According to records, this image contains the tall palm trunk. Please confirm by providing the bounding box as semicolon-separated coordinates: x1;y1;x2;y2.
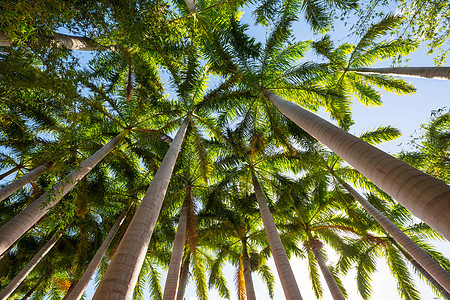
93;118;189;300
251;173;303;300
351;67;450;80
308;237;345;300
0;130;128;256
176;253;191;300
392;240;450;298
0;161;54;202
0;232;63;300
163;190;190;300
0;166;21;181
340;180;450;293
0;30;106;51
242;239;256;300
63;211;127;300
265;90;450;239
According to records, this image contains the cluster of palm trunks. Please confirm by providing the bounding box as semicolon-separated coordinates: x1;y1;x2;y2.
0;0;449;299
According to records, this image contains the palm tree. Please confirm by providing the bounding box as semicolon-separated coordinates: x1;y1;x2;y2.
275;177;349;299
0;231;63;300
299;132;450;293
0;160;54;203
264;90;450;239
351;67;450;80
63;211;127;300
213;124;304;299
0;129;129;255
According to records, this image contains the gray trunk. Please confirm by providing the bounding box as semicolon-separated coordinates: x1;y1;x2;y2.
352;67;450;80
0;161;54;203
184;0;196;12
265;90;450;239
93;118;189;300
310;239;346;300
0;130;128;255
0;232;63;300
0;30;106;51
176;254;191;300
341;180;450;293
242;241;256;300
252;174;303;300
63;212;127;300
409;258;450;299
163;195;189;300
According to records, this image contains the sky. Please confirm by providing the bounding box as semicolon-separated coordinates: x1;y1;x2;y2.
15;2;448;299
81;4;450;300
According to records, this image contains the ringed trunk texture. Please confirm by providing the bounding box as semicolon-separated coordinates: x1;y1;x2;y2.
63;211;127;300
163;194;189;300
93;118;189;300
265;91;450;239
0;166;21;181
0;30;106;51
409;258;450;299
0;232;63;300
309;239;346;300
0;161;54;203
252;174;303;300
0;130;128;256
242;241;256;300
351;67;450;80
176;254;191;300
340;180;450;293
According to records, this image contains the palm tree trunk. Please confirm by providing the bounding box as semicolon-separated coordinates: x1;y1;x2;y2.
0;232;63;300
0;161;54;203
242;240;256;300
340;180;450;293
20;277;43;300
176;253;191;300
410;258;450;299
309;237;345;300
251;173;303;300
163;191;190;300
184;0;196;12
93;118;189;300
0;30;107;51
351;67;450;80
0;130;129;256
63;211;127;300
392;241;450;299
265;90;450;239
0;166;21;181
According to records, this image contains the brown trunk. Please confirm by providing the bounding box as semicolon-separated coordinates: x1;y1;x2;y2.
265;90;450;239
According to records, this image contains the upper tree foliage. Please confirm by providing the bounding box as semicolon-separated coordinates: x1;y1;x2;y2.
0;0;448;299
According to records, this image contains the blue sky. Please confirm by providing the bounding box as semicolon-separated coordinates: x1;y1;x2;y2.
54;2;450;299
